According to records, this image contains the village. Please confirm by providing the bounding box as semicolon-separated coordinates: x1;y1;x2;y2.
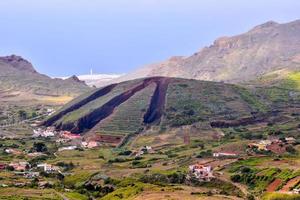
1;124;299;197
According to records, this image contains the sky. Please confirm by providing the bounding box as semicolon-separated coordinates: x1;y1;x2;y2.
0;0;299;77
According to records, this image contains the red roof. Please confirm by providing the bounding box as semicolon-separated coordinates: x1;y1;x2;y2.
0;164;6;169
61;131;81;139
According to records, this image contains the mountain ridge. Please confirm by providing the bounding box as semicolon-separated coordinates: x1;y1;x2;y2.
115;19;300;84
0;55;91;104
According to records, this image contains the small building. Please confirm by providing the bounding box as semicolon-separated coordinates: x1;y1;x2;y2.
82;141;99;149
188;163;214;181
37;163;59;173
46;108;55;116
0;163;7;170
213;152;238;158
9;162;30;171
38;181;54;188
87;141;99;148
285;137;296;144
15;171;40;179
293;188;300;194
5;148;22;155
135;146;154;157
58;146;77;152
27;152;47;157
25;172;40;179
60;131;81;140
56;138;70;143
0;184;8;188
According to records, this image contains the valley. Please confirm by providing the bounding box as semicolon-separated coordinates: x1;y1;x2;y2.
0;74;300;200
0;17;300;200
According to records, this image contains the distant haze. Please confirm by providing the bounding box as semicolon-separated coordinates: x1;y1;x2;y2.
0;0;299;76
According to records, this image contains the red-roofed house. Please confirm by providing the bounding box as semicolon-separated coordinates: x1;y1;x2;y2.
60;131;81;140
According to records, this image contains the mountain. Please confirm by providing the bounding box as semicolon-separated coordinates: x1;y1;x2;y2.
0;55;90;104
43;77;277;144
117;20;300;83
0;55;37;73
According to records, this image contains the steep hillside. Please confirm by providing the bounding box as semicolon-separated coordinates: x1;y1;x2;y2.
43;77;275;144
117;20;300;83
0;55;91;104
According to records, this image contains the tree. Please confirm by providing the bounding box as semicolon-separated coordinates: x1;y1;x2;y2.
286;145;296;154
32;142;48;152
247;194;255;200
18;110;27;120
241;167;252;174
31;112;38;118
6;165;14;171
230;174;241;182
56;173;65;181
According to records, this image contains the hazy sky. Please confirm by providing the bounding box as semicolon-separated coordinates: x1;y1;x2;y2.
0;0;299;76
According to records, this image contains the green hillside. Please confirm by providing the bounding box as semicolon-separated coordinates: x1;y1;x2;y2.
43;77;275;144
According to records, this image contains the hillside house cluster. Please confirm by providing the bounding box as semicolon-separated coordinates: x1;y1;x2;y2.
187;163;214;181
55;131;84;146
33;128;83;143
2;161;61;178
33;127;57;138
248;137;296;154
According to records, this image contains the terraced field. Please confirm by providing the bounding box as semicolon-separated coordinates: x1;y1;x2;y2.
88;83;156;136
43;77;275;144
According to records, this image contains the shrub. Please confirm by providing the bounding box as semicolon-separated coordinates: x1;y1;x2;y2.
286;145;296;154
118;150;132;156
32;142;48;152
230;174;241;182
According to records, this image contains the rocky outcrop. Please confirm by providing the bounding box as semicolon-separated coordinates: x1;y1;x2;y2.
66;75;87;85
0;55;37;73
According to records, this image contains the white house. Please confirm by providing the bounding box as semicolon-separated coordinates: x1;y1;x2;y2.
136;146;154;157
213;152;238;158
188;163;214;181
33;127;56;138
37;163;59;173
285;137;296;144
58;146;77;152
